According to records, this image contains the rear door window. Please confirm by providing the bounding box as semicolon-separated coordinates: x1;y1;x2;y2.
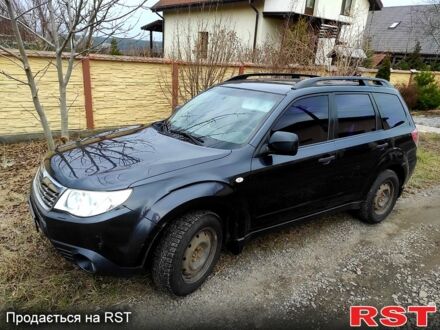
335;94;376;138
273;95;329;146
373;93;409;129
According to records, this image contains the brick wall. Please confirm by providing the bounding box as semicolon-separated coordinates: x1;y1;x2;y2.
0;52;175;137
89;60;172;129
0;56;86;135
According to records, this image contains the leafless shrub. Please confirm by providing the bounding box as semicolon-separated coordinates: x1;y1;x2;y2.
159;15;240;107
177;27;239;101
397;83;419;110
243;18;318;73
319;9;369;75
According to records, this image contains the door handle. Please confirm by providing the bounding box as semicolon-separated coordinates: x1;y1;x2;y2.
318;155;336;165
375;142;389;150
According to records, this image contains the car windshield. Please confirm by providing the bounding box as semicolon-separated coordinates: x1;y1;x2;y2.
166;86;283;149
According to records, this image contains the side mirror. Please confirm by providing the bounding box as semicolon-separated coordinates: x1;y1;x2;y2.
268;131;299;156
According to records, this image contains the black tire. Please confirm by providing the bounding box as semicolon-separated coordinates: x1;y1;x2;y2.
358;170;400;224
152;210;223;296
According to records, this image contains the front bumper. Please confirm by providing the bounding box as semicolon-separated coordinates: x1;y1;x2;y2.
29;186;157;276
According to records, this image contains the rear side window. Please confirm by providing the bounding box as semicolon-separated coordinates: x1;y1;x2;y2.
273;95;329;146
373;93;409;129
335;94;376;138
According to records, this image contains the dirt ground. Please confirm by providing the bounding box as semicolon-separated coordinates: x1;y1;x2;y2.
1;135;440;329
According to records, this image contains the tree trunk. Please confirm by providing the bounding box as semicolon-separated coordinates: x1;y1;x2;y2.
59;85;69;140
5;0;55;151
51;0;69;142
57;61;69;140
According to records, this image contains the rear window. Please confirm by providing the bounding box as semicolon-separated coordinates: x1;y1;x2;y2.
335;94;376;138
373;93;409;129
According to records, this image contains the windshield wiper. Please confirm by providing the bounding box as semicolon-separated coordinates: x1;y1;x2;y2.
169;129;204;145
161;122;204;145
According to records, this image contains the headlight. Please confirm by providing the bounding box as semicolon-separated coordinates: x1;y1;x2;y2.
54;188;132;217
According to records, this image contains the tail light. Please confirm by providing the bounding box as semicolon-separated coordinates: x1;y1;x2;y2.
411;128;419;147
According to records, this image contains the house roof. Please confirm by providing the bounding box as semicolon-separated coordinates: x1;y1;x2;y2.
151;0;246;12
372;53;387;67
0;17;36;43
366;5;440;56
141;19;164;32
151;0;383;12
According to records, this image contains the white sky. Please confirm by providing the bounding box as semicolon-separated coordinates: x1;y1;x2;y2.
127;0;429;40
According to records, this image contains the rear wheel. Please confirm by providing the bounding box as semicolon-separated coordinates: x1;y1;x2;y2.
358;170;400;224
152;211;222;296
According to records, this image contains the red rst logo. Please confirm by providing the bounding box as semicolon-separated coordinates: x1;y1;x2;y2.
350;305;437;328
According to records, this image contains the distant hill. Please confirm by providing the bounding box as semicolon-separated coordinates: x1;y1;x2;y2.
92;36;162;55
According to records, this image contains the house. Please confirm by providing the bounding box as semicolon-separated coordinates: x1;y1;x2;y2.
366;5;440;67
0;17;37;47
147;0;383;65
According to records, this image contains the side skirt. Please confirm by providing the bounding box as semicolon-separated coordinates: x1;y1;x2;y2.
228;201;362;254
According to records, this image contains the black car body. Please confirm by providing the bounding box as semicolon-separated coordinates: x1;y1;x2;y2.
29;74;418;295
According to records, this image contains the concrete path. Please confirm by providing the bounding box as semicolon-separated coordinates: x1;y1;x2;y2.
414;115;440;134
417;124;440;134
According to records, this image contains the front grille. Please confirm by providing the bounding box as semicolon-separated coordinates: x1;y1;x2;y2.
53;244;75;262
33;168;63;209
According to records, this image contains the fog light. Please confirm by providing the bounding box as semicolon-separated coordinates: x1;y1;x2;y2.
74;255;96;273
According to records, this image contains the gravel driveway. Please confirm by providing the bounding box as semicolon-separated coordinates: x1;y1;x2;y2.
114;186;440;329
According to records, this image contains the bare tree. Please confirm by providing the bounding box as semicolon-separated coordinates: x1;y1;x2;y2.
418;2;440;53
1;0;55;149
0;0;147;150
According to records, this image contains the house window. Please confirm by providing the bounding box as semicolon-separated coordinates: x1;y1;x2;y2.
305;0;316;15
198;31;209;59
341;0;353;16
388;22;401;29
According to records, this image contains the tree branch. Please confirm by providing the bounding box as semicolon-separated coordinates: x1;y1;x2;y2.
0;70;29;85
0;45;22;61
0;13;55;48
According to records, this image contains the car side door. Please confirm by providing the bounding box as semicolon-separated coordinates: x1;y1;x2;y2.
329;92;391;203
247;94;342;231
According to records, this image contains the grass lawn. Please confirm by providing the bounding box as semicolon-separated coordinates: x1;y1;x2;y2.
407;133;440;191
1;133;440;311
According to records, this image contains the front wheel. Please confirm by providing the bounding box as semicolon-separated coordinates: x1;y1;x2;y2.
358;170;400;224
152;211;223;296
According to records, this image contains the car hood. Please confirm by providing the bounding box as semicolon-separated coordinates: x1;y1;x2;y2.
46;125;231;190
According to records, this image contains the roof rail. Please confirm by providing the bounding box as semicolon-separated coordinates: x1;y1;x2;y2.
227;73;319;82
294;76;393;89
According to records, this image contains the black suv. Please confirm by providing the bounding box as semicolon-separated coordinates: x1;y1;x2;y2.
29;74;418;296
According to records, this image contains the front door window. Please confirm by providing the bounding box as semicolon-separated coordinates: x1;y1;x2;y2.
305;0;316;15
